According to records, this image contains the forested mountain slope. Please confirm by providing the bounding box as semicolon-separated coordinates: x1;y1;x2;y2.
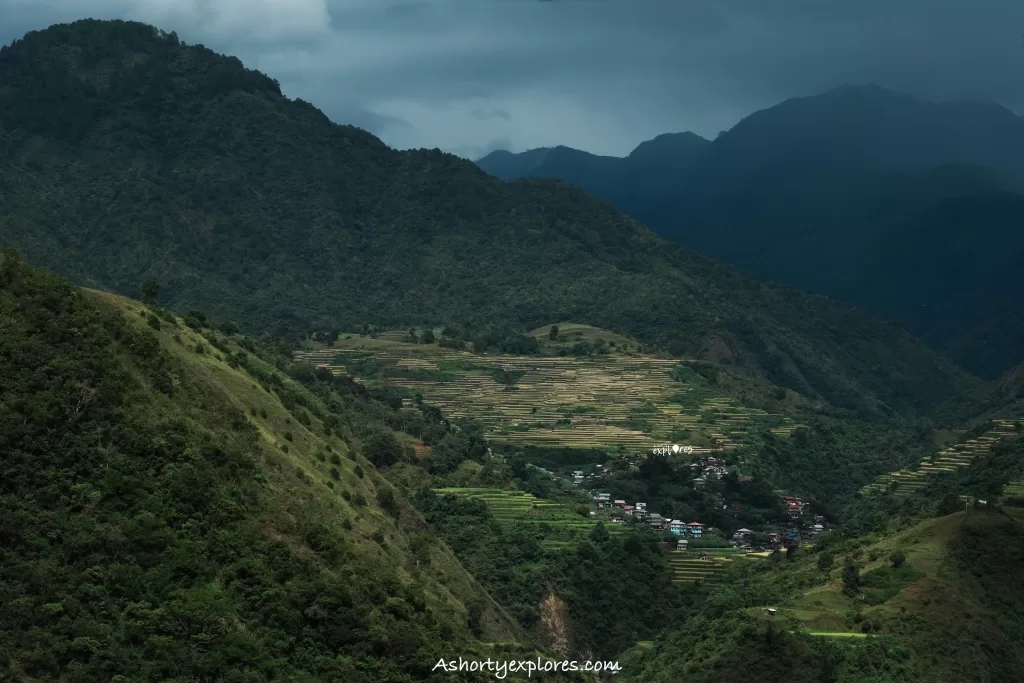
477;87;1024;378
0;248;543;682
0;20;979;420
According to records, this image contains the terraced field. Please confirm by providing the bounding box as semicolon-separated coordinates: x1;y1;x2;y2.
1004;481;1024;499
667;547;757;584
433;487;627;550
861;419;1022;497
295;331;795;453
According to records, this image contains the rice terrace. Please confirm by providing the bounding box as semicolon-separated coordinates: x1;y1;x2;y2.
294;324;797;454
432;487;629;551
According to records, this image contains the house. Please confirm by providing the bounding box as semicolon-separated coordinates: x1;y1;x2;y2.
610;514;624;524
809;524;824;536
787;502;802;519
669;520;685;536
687;522;704;538
647;513;666;530
676;538;689;551
693;477;706;487
636;502;648;512
623;505;635;516
732;528;754;543
763;608;777;616
613;499;626;509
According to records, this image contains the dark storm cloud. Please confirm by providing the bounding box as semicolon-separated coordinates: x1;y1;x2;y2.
1;0;1022;157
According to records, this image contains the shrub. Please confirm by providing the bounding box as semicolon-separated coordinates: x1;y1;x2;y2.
890;550;906;568
842;561;860;596
817;552;835;572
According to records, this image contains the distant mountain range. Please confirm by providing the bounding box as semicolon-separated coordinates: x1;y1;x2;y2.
477;85;1024;379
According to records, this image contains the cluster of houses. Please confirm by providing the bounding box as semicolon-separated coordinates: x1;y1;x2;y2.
591;489;828;552
593;493;709;538
690;455;728;487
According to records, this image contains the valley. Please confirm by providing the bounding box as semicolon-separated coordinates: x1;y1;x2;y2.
0;15;1022;683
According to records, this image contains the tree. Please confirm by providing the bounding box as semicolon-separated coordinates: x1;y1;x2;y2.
407;327;418;343
889;550;906;569
786;544;798;561
141;279;160;304
363;429;404;468
817;551;835;573
421;329;435;344
495;368;525;391
937;493;961;516
842;560;860;596
549;325;559;340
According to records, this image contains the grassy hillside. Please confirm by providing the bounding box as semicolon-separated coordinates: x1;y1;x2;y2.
0;248;565;682
0;19;980;420
622;507;1024;682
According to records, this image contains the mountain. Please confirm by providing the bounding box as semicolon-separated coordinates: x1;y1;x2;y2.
0;248;537;681
687;85;1024;196
477;87;1024;378
0;20;980;420
477;132;710;231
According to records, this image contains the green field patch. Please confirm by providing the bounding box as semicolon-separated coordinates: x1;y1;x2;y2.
434;488;628;547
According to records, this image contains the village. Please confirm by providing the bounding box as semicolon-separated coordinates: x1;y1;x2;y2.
551;452;828;555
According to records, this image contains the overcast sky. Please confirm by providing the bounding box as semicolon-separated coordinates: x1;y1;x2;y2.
2;0;1023;158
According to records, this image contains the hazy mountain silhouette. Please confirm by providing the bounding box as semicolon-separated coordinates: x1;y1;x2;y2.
477;86;1024;377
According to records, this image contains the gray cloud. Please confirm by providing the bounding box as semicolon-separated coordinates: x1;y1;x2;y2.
2;0;1023;157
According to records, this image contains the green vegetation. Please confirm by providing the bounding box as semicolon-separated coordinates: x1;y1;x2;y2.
413;490;691;659
0;250;549;682
622;508;1024;682
0;19;979;421
432;489;628;550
